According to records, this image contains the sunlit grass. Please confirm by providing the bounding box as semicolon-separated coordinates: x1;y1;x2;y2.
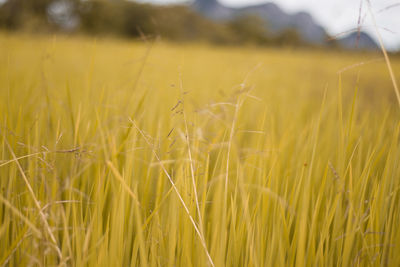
0;33;399;266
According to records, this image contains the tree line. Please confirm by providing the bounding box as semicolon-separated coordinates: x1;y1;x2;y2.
0;0;327;47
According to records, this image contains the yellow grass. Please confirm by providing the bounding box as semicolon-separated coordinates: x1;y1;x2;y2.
0;33;400;266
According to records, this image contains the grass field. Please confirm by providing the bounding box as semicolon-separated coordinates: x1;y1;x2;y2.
0;33;400;266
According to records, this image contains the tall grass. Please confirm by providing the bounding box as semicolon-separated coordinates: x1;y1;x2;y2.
0;33;399;266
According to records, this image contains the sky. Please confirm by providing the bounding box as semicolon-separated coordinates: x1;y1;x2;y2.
141;0;400;50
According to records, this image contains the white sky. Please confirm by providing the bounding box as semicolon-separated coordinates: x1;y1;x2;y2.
141;0;400;50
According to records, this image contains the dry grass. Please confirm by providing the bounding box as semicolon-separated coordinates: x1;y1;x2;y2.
0;33;400;266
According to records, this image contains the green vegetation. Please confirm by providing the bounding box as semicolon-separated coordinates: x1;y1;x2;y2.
0;0;313;46
0;34;400;266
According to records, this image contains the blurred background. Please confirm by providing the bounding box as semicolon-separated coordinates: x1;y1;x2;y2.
0;0;399;51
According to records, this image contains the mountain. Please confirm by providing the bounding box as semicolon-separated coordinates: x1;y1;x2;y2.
192;0;327;44
192;0;234;20
337;31;379;50
191;0;378;48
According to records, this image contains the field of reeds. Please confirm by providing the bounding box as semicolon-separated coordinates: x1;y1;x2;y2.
0;33;400;266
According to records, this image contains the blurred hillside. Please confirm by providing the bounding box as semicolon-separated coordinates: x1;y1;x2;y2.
193;0;327;44
0;0;378;49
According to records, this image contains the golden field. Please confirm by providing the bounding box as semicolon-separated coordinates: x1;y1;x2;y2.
0;33;400;266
